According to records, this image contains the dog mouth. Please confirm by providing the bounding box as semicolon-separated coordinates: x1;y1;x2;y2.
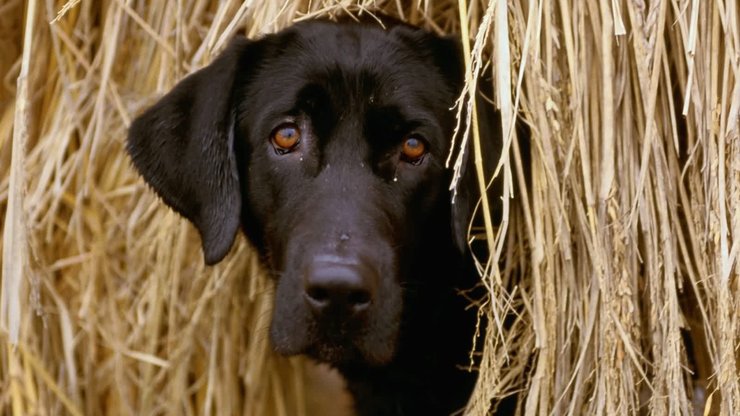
270;297;400;366
269;265;402;366
310;330;400;368
268;235;403;366
302;332;363;365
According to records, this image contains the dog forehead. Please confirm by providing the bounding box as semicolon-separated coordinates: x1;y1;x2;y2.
255;21;441;90
289;20;414;61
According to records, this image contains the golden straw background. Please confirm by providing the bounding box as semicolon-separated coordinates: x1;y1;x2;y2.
1;0;738;415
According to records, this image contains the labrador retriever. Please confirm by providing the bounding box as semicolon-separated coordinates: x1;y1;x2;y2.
127;17;500;416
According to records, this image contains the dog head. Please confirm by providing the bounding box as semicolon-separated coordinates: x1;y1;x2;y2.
127;19;486;366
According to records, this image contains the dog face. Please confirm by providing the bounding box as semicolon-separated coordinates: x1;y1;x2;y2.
127;20;472;367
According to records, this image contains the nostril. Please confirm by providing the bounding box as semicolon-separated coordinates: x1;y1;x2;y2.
347;289;371;309
303;260;377;314
306;286;330;306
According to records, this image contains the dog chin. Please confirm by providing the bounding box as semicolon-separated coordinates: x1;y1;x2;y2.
305;342;358;365
271;320;398;366
305;336;397;367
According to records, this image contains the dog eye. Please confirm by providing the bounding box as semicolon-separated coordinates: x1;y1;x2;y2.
271;123;301;153
400;135;427;164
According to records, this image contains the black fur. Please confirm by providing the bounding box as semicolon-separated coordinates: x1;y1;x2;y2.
128;18;501;416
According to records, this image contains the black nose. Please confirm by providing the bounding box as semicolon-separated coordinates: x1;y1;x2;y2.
304;260;376;315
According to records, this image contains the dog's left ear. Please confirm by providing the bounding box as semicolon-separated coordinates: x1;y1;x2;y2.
127;37;252;265
449;94;503;254
390;27;496;253
400;29;504;253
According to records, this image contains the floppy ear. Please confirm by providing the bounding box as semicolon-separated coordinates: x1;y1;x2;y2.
127;37;251;265
403;30;505;253
450;81;504;254
414;29;505;253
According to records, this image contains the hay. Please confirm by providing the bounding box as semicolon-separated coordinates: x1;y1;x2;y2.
0;0;738;415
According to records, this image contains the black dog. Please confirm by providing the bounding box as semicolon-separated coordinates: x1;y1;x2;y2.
128;18;500;416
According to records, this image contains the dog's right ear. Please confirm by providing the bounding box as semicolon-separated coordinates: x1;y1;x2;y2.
127;37;252;265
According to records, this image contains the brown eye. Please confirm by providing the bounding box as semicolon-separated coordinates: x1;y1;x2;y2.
401;135;427;163
271;123;301;152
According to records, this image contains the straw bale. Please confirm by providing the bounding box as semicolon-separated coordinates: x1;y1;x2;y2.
1;1;738;415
